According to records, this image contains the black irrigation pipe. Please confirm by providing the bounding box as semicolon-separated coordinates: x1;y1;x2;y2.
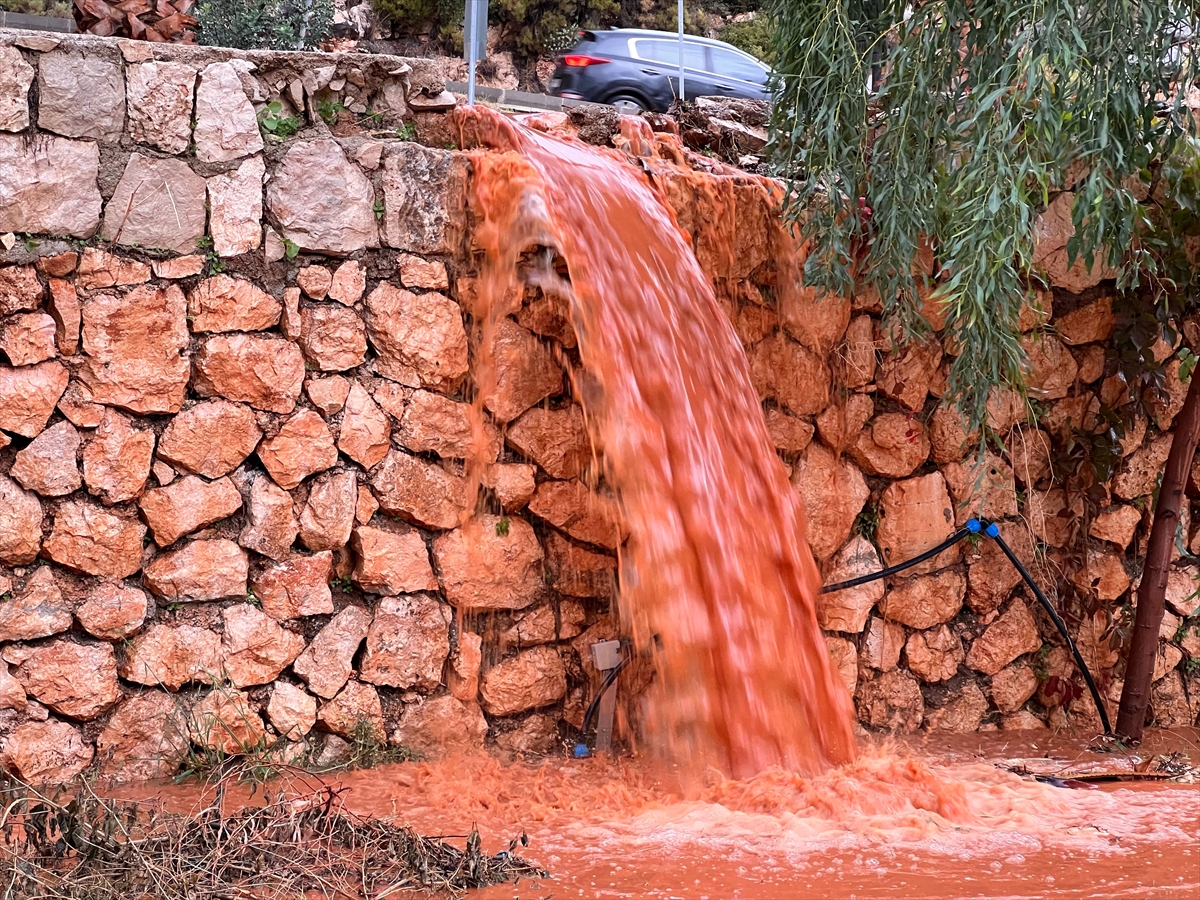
822;517;1112;735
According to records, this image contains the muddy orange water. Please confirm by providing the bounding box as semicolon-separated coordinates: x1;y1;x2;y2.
110;729;1200;899
459;105;854;779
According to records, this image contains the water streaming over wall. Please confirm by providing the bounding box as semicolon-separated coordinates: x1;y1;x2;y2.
456;107;856;779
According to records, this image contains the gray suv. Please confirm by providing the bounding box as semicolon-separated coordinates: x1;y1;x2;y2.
549;28;770;113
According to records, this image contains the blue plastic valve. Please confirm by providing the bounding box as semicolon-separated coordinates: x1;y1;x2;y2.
965;518;981;533
573;743;590;758
985;522;1000;538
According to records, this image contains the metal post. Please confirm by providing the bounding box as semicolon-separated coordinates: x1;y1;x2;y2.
590;640;622;753
677;0;685;103
464;1;488;105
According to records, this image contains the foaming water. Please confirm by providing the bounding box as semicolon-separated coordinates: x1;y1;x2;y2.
457;106;854;778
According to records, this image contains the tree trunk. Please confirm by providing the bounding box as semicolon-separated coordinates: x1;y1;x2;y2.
1115;366;1200;742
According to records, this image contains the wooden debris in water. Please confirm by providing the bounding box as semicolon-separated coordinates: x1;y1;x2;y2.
0;773;548;898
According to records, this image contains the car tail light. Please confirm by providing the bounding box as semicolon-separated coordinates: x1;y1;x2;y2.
562;55;610;67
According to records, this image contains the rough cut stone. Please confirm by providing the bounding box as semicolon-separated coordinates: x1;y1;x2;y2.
125;60;196;153
791;444;869;561
855;669;924;732
43;500;145;578
82;408;154;505
267;140;376;254
0;475;41;566
158;400;262;478
861;615;906;671
966;599;1042;675
307;375;350;417
0;719;93;784
881;571;965;630
10;420;81;497
965;519;1033;614
77;249;150;290
239;475;298;561
781;286;851;354
193;61;264;163
96;691;186;782
543;531;615;599
447;631;482;702
824;635;858;695
189;688;266;754
391;695;488;756
1113;435;1173;500
143;539;249;602
839;314;877;388
764;409;815;454
1057;296;1116;345
140;475;243;547
1071;549;1131;601
1033;192;1117;292
268;682;317;739
80;285;190;414
433;515;545;610
1023;487;1081;548
1165;567;1200;617
252;552;335;621
297;304;367;373
221;604;305;688
298;266;332;300
942;452;1018;526
397;254;449;290
483;320;564;423
193;334;306;414
37;50;124;141
818;536;884;633
36;252;78;278
929;405;972;464
360;594;451;689
484;463;538;511
925;682;989;733
527;480;624;550
352;527;437;595
56;381;105;429
494;713;560;755
876;473;958;574
329;260;366;305
0;312;57;366
317;680;385;741
370;450;468;530
0;568;70;643
0;45;33;131
298;470;357;552
43;308;97;387
0;264;42;316
0;135;101;238
502;600;587;647
815;394;874;455
189;274;280;333
292;605;372;699
848;413;930;478
207;155;265;258
76;581;148;641
15;639;122;720
876;338;942;412
101;155;207;254
356;484;379;524
990;662;1038;713
258;410;338;490
338;383;390;467
1007;426;1053;487
380;143;466;255
396;389;501;460
364;283;469;391
119;623;222;689
0;360;68;437
480;646;567;717
507;406;590;479
1021;333;1078;400
152;256;205;279
748;334;832;417
904;625;964;683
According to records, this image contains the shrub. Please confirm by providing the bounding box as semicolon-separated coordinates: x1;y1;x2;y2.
194;0;333;51
720;12;773;64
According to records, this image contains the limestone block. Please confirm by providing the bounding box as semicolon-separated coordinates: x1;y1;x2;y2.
37;50;124;141
101;155;207;254
0;135;101;237
207;155;265;258
267;139;377;254
126;61;196;153
0;46;34;132
380;143;467;255
193;61;264;163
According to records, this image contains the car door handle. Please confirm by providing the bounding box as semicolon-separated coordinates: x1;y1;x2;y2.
716;84;735;91
641;68;662;75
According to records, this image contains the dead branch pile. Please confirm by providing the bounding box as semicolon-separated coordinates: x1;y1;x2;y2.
72;0;197;43
0;775;547;899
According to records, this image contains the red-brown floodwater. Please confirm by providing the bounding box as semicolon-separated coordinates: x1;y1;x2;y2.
112;729;1200;899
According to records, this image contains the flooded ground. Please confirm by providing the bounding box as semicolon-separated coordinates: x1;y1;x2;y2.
110;728;1200;900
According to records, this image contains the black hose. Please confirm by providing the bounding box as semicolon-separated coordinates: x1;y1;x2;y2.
821;526;974;593
580;655;632;739
989;526;1113;735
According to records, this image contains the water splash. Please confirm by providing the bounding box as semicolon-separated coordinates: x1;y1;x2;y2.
456;107;856;778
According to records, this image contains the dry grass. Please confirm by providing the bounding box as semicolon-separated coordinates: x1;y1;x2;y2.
0;770;547;899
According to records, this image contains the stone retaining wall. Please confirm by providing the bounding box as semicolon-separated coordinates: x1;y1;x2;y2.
0;29;1197;784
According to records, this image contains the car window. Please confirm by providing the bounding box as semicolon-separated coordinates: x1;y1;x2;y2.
635;39;707;70
709;47;768;83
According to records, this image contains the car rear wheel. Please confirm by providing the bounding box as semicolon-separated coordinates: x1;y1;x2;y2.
608;94;647;115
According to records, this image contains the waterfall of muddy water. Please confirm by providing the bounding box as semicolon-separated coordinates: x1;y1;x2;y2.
456;106;855;779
